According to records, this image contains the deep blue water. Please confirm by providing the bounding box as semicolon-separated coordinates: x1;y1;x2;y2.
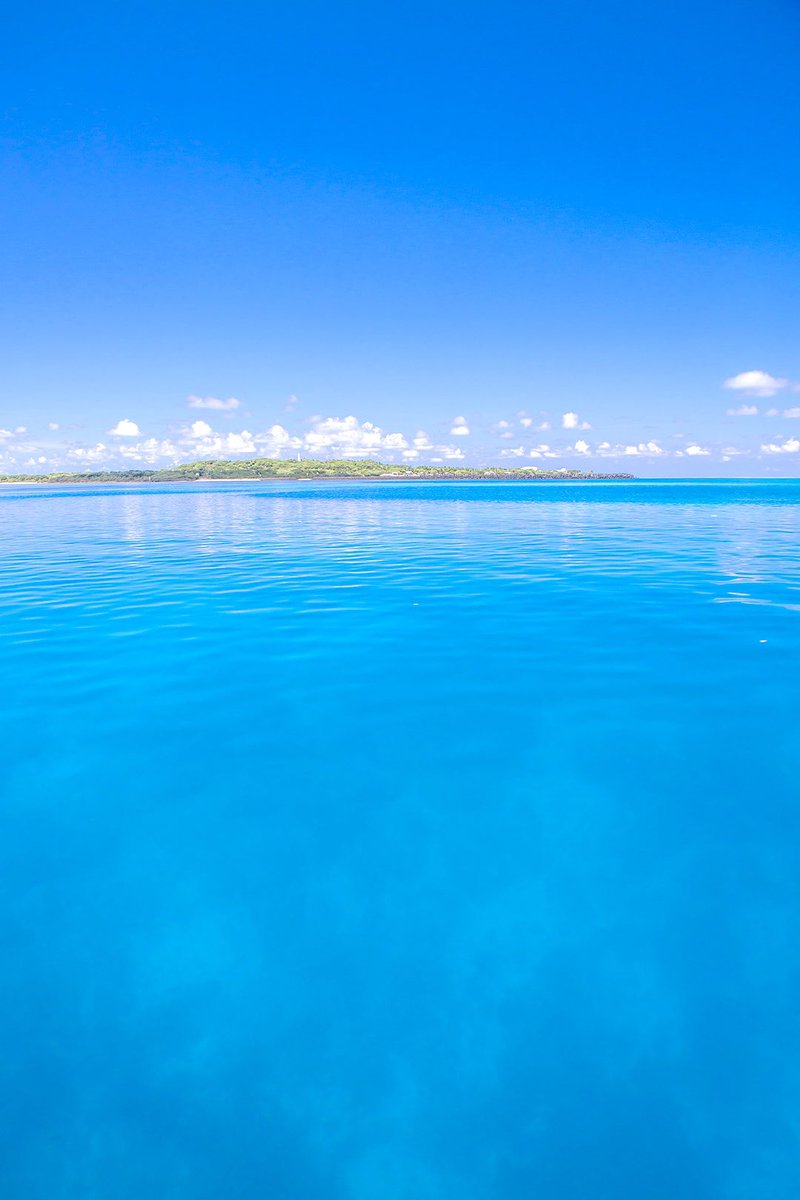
2;478;799;1199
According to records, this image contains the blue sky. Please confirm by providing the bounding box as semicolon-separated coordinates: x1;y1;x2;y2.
2;0;799;474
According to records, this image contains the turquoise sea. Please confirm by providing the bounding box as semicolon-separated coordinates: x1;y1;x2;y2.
2;478;799;1199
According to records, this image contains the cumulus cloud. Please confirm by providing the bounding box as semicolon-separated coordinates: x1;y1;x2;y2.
117;438;183;463
762;437;800;454
223;432;256;453
7;419;300;471
178;426;269;458
685;444;710;456
187;395;241;411
149;422;279;461
593;440;665;458
301;415;411;457
108;419;141;437
262;423;297;449
726;404;759;416
304;416;382;455
48;422;60;431
14;406;709;474
562;412;591;430
69;442;108;461
383;432;409;449
782;407;800;419
519;417;533;428
724;371;788;398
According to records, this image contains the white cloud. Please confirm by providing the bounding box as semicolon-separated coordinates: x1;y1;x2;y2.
304;416;382;455
178;425;272;458
382;432;407;449
260;423;295;448
450;416;470;436
726;404;758;416
762;437;800;454
301;415;410;458
562;412;590;430
685;444;710;456
519;417;533;428
782;407;800;419
597;440;665;458
108;419;141;437
17;408;711;474
284;394;299;412
187;395;241;411
48;422;60;431
0;429;14;440
223;432;255;453
724;370;788;398
117;438;182;463
10;422;299;472
69;442;108;462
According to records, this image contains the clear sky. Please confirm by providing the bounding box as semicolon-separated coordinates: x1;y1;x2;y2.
2;0;799;475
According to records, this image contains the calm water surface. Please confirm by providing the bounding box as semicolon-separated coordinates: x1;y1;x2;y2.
1;479;799;1198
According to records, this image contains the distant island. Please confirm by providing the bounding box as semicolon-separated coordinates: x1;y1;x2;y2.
0;458;636;483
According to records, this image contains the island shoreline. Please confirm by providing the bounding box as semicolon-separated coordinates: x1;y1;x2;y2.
0;457;637;485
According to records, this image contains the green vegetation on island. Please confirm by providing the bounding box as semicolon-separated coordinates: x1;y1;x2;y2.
0;457;636;483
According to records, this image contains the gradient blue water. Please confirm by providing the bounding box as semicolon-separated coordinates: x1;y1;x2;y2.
2;479;799;1198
